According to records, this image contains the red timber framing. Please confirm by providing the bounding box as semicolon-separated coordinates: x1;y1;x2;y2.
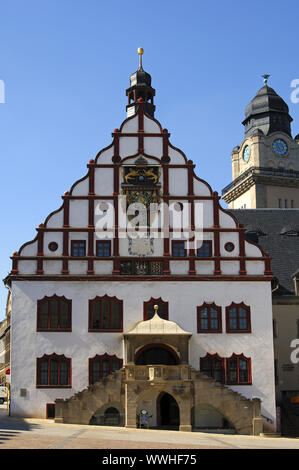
10;102;273;283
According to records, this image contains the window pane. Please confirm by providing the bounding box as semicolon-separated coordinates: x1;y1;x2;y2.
102;358;110;377
92;300;101;329
92;360;101;384
60;300;70;329
210;308;219;330
111;301;121;329
228;358;238;383
146;302;167;320
72;241;85;257
239;359;248;383
39;301;49;329
40;359;49;385
97;241;110;257
112;358;121;373
239;308;248;330
50;298;59;329
173;241;185;257
102;299;110;329
50;359;58;385
229;308;237;330
60;360;69;385
198;241;212;257
202;358;212;376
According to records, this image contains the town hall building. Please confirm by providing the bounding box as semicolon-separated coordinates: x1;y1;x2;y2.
6;50;276;434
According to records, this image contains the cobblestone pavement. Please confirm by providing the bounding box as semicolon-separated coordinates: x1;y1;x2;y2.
0;408;299;450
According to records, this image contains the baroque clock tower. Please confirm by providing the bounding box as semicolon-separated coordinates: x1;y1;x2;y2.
222;76;299;208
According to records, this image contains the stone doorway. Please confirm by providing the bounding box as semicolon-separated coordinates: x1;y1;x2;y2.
157;392;180;430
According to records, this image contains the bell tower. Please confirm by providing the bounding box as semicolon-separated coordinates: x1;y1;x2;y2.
222;76;299;209
126;48;156;117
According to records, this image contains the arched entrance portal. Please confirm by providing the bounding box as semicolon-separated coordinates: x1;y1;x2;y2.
157;393;180;429
135;344;179;365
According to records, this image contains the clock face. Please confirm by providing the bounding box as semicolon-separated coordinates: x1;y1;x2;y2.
243;145;251;163
272;138;288;156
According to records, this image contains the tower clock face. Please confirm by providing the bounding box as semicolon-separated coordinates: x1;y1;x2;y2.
272;138;288;156
243;145;251;163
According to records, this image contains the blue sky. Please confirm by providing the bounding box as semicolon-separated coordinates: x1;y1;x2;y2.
1;0;299;319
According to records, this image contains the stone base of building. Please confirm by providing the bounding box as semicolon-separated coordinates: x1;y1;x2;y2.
55;365;264;436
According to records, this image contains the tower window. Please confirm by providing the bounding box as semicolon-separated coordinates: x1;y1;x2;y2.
278;199;282;208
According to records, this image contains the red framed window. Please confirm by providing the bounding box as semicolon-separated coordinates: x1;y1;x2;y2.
172;240;186;257
37;354;71;388
143;297;169;320
89;295;123;332
89;353;123;385
197;303;222;333
71;240;86;257
96;240;111;257
226;354;251;385
226;302;251;333
200;353;225;383
37;295;72;331
197;240;212;257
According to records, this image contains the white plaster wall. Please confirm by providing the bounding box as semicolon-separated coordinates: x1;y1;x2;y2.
170;261;189;275
144;115;161;133
144;137;162;157
93;261;113;275
69;200;89;227
220;232;239;257
20;240;38;256
18;261;36;275
119;137;138;158
195;261;214;275
193;178;211;197
43;261;62;275
169;169;188;196
10;280;276;425
96;146;114;164
94;168;114;195
71;177;89;196
168;146;186;164
46;208;64;228
220;261;239;275
121;116;138;133
44;232;63;256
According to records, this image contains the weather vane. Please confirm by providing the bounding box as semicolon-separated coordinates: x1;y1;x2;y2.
262;74;270;85
137;47;144;69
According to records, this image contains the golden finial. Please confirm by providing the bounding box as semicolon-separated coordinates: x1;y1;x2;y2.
154;304;159;313
137;47;144;69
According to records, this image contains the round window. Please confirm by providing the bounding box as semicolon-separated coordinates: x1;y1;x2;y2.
224;242;235;252
48;242;58;252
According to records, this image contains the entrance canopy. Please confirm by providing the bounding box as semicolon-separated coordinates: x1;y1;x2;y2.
123;307;192;365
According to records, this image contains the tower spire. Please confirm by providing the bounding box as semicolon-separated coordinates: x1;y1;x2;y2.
138;47;144;70
126;48;156;117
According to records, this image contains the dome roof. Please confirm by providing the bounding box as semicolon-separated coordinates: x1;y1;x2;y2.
242;84;292;137
130;65;152;87
244;85;290;120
